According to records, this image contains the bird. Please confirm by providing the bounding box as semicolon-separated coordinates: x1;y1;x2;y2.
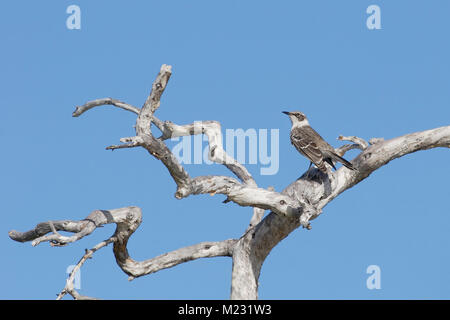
282;111;355;174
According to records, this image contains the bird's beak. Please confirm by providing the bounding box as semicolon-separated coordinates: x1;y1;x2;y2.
282;111;290;115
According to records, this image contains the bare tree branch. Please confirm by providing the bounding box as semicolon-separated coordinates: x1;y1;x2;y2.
338;135;369;150
10;206;237;299
72;98;140;117
57;237;115;300
159;120;257;186
136;64;173;135
118;240;237;280
9;207;139;246
106;136;144;150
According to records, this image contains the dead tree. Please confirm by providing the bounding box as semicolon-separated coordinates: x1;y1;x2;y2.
9;64;450;300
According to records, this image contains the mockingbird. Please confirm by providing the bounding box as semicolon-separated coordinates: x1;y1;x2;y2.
283;111;355;173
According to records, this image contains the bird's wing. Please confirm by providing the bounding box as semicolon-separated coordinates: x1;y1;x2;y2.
290;127;324;167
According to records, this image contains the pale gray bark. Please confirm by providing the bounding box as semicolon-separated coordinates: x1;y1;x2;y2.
9;64;450;300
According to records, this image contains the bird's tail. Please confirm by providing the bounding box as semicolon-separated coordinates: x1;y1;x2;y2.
329;152;355;171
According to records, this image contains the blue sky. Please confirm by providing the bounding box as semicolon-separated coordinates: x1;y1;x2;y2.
1;0;449;299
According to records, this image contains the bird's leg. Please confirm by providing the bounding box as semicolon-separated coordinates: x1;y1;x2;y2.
306;161;313;179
